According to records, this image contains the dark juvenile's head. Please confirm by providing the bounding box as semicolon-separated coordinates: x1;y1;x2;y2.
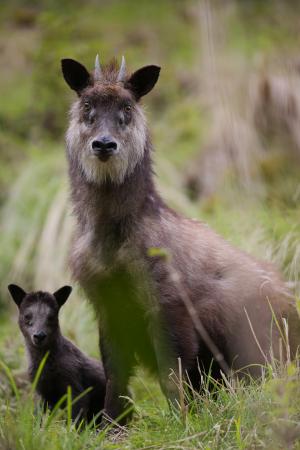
61;55;160;184
8;285;72;349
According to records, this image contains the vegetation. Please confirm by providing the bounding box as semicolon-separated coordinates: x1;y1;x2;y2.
0;1;299;448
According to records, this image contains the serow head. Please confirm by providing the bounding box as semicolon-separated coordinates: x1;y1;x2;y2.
61;55;161;185
8;284;72;349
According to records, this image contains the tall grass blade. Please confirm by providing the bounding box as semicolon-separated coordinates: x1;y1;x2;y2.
0;360;20;401
44;394;67;428
66;386;72;430
30;351;49;394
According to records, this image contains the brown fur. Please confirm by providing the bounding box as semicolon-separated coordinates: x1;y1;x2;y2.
61;57;299;423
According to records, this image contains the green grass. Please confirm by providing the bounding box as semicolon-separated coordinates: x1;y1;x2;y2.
0;351;299;449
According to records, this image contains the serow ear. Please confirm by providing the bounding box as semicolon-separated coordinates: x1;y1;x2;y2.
53;286;72;308
126;65;161;99
8;284;27;308
61;58;91;94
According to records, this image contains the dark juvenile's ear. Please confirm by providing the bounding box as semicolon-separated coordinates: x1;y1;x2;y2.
53;286;72;308
8;284;27;308
61;59;91;94
126;65;161;99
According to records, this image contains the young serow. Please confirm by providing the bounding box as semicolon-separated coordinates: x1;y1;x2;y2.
8;284;106;426
61;55;299;423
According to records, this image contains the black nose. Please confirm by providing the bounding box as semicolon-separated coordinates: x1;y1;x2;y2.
33;331;47;343
92;136;118;161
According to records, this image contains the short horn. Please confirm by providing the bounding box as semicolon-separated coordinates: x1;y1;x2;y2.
117;55;126;82
94;54;102;81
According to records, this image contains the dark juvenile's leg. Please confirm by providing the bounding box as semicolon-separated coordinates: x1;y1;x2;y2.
71;394;89;428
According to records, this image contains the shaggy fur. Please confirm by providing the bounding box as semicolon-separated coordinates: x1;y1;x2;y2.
8;284;106;426
62;57;299;423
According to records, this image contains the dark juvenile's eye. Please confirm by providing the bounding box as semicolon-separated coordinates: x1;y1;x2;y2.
124;104;132;113
24;314;33;325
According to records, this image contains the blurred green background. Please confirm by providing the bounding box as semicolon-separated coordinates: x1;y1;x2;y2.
0;1;299;448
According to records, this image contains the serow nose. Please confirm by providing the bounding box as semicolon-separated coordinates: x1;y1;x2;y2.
33;331;47;344
92;137;118;162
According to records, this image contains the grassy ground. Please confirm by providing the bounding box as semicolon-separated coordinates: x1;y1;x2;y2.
0;1;300;448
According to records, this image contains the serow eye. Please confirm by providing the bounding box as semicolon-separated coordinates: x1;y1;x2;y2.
124;104;131;113
84;101;91;112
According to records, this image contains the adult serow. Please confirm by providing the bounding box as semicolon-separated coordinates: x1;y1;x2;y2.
8;284;106;426
61;55;299;423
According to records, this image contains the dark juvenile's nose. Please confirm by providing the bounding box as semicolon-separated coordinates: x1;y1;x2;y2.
92;136;118;161
33;331;47;344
